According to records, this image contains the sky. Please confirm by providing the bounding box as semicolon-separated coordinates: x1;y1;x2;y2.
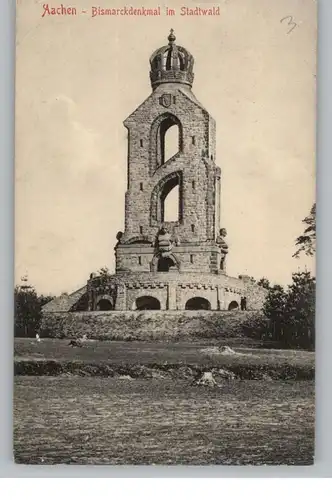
15;0;316;295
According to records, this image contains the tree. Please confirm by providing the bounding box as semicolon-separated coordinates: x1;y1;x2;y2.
263;284;288;342
98;267;111;277
262;272;315;349
38;295;55;307
257;277;271;290
293;203;316;258
96;267;112;287
258;206;316;349
15;277;41;337
284;271;315;348
14;276;54;337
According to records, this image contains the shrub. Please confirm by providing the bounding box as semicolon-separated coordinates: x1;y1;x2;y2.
15;278;54;338
263;272;315;350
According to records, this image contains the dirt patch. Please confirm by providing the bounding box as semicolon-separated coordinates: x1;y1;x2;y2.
200;345;242;356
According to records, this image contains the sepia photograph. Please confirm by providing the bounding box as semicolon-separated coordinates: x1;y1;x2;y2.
14;0;316;465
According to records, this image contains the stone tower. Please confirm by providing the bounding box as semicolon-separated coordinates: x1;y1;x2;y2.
44;31;267;314
116;29;224;277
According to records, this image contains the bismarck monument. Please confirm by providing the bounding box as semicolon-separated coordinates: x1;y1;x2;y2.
44;31;266;317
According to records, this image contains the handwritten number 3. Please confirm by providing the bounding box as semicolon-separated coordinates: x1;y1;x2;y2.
280;16;298;34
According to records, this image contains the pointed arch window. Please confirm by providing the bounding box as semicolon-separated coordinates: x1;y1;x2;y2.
163;183;180;222
158;116;181;165
160;175;181;223
150;171;183;225
150;113;183;171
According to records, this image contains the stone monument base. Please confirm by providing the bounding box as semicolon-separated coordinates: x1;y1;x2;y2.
43;272;267;313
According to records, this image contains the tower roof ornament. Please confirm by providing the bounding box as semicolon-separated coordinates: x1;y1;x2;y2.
168;29;176;44
149;30;195;90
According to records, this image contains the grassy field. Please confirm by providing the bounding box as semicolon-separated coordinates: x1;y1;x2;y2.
14;376;314;465
15;338;315;364
14;339;315;465
14;338;315;380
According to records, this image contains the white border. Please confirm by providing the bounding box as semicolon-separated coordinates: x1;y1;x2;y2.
1;0;332;478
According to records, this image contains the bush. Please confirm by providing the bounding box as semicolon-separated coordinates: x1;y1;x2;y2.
242;312;268;340
263;272;315;350
241;272;315;350
15;278;54;337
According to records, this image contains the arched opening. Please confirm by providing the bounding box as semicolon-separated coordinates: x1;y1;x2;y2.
163;184;179;222
160;174;181;223
157;256;175;272
150;171;183;225
228;301;239;311
135;296;161;311
155;115;182;166
125;236;153;245
185;297;211;311
163;124;179;163
96;299;113;311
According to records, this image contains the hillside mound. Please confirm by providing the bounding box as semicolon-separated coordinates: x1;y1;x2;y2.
40;310;263;343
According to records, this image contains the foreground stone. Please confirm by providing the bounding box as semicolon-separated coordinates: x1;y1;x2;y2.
193;371;219;387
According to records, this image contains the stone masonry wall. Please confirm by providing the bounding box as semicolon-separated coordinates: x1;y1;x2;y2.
126;284;168;310
116;244;218;274
122;83;218;250
176;285;219;310
85;271;266;311
245;283;268;310
43;272;267;315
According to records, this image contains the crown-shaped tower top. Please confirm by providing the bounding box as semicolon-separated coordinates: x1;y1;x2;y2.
149;30;195;90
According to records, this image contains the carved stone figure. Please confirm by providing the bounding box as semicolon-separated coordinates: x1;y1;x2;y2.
173;235;181;246
216;228;228;271
115;231;124;248
154;227;173;256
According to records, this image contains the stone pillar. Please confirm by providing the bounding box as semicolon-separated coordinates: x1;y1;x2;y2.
167;283;177;310
115;284;126;311
217;286;226;310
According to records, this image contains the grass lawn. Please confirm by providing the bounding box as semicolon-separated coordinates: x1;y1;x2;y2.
14;338;315;380
15;338;314;364
14;376;314;465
